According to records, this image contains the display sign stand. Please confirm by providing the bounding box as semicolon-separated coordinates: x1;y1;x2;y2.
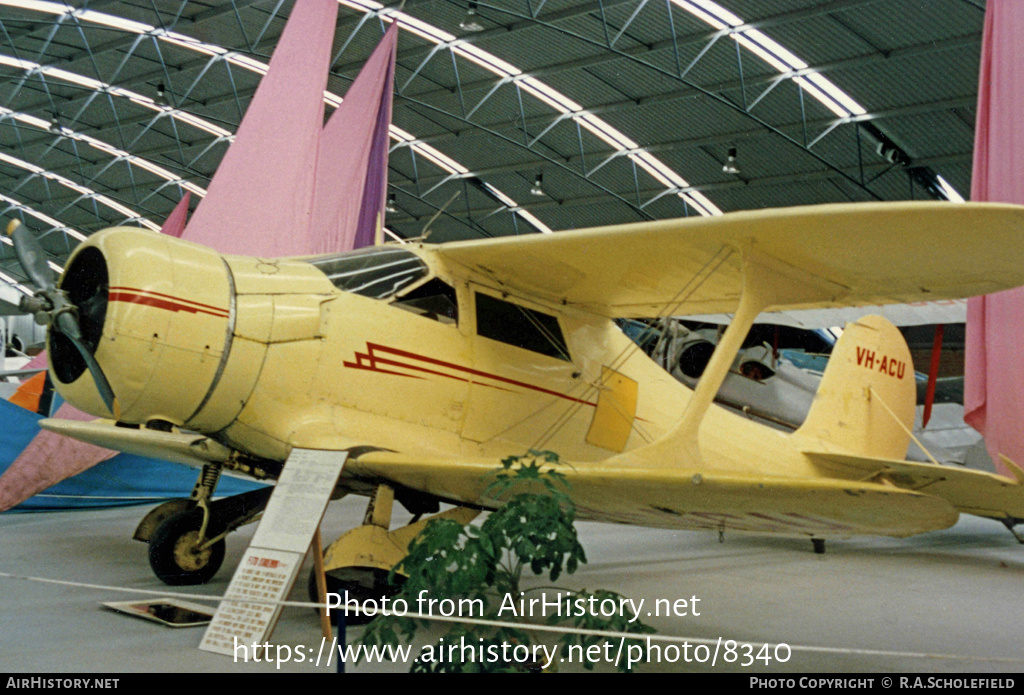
199;448;348;656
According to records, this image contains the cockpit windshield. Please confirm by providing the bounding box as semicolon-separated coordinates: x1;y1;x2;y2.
308;247;428;299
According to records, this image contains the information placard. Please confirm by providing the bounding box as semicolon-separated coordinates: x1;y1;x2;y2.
199;448;347;656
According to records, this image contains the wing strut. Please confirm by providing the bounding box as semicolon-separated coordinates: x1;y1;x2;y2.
668;248;772;451
617;244;837;468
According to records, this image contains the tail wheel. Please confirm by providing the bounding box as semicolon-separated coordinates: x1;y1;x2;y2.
148;510;226;586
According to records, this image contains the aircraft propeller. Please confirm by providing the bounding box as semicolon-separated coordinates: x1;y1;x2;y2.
5;219;118;417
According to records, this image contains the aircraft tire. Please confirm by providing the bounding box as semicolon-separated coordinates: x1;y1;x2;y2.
148;510;226;586
307;566;403;626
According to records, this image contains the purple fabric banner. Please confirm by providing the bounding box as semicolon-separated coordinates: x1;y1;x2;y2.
310;23;398;254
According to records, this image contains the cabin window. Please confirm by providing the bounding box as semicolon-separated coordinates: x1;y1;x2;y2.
309;247;427;299
392;278;459;325
475;292;570;361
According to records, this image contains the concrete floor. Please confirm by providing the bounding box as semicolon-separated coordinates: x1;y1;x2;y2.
1;496;1023;674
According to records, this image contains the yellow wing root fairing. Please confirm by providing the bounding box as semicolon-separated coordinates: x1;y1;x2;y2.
38;418;233;469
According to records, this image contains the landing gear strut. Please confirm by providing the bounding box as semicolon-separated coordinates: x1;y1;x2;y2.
135;462;273;585
1001;518;1024;544
144;462;225;585
309;483;479;625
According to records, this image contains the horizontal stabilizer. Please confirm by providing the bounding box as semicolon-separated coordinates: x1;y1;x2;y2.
39;418;233;469
348;452;958;538
805;450;1024;521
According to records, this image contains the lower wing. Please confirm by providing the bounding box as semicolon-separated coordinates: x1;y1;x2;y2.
349;451;958;539
38;417;961;539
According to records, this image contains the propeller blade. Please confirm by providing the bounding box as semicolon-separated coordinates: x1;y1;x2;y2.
54;310;117;417
5;219;118;417
7;219;56;292
0;296;25;316
0;367;44;380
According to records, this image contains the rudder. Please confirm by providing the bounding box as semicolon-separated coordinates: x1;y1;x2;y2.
795;315;916;460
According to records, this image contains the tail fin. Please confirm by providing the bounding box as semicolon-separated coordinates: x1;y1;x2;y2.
795;315;915;460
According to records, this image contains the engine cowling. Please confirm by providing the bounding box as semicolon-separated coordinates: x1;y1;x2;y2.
52;227;239;428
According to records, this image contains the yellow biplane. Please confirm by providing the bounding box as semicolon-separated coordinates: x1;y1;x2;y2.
10;200;1024;592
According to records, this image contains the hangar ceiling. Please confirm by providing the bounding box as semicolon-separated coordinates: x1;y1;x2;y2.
0;0;985;293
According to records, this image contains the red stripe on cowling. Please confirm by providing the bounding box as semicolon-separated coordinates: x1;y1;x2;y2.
109;286;229;316
109;290;228;318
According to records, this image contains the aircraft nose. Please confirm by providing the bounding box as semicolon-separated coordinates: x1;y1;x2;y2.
49;226;233;426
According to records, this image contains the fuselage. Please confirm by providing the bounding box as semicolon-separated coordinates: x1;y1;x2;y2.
50;226;961;539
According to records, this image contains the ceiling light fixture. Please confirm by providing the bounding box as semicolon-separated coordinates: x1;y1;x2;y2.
459;2;485;33
154;83;170;107
386;191;398;213
722;147;740;175
530;173;545;196
3;0;721;231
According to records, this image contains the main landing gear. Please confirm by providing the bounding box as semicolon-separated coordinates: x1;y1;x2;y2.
134;463;272;585
147;508;226;585
308;483;479;625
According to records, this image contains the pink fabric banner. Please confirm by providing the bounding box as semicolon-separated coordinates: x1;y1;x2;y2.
182;0;337;256
0;350;120;511
21;351;48;373
964;0;1024;476
0;403;117;511
310;23;398;254
160;192;191;238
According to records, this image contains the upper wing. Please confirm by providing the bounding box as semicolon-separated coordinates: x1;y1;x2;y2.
434;201;1024;318
684;300;968;329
